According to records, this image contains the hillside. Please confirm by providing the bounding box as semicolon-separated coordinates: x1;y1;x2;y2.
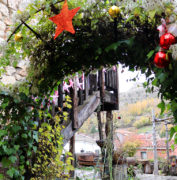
80;84;164;136
119;84;158;107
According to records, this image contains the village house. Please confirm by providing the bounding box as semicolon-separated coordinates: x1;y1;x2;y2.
115;129;177;160
64;133;101;154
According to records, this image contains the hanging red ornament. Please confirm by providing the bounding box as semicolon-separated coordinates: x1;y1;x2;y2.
154;51;170;68
160;33;176;50
49;0;80;39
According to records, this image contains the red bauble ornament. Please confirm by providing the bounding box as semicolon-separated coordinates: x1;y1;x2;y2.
160;33;176;50
154;51;170;68
118;116;121;119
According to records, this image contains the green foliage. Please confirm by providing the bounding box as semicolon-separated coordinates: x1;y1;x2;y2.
127;165;135;178
133;117;151;129
123;141;140;157
0;89;73;179
31;114;74;179
1;0;177;178
1;0;159;95
115;97;160;128
0;92;38;179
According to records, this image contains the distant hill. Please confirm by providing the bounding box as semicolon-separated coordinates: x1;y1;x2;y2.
80;84;161;135
119;84;158;107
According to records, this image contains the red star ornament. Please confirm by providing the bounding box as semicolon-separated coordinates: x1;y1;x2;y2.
49;0;80;39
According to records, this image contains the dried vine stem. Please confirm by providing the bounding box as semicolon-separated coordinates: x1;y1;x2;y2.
21;20;44;41
7;0;64;42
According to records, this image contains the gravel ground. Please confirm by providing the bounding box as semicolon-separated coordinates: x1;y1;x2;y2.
136;174;177;180
73;169;101;180
70;171;177;180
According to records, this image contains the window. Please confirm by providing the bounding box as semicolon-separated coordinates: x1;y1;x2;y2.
95;149;99;154
141;152;147;159
80;149;84;153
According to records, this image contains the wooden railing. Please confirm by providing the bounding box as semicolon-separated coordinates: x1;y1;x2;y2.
49;67;119;143
56;67;119;110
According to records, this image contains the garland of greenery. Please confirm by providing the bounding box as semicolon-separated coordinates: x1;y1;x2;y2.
1;0;177;178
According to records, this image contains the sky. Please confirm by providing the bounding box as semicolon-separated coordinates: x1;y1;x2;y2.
118;64;146;93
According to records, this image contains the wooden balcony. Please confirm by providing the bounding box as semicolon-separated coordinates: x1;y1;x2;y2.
53;67;119;144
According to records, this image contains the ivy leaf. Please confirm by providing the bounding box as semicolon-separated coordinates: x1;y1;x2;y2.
171;144;175;151
105;37;135;52
1;101;9;109
148;9;156;19
22;134;27;139
33;146;37;153
2;157;11;168
9;156;17;164
76;176;81;180
175;134;177;144
158;73;166;83
152;78;158;86
0;174;4;179
6;167;16;178
170;127;176;140
171;101;177;112
3;147;14;155
157;101;165;115
33;131;38;142
0;130;7;137
26;160;30;165
12;125;21;133
147;50;155;60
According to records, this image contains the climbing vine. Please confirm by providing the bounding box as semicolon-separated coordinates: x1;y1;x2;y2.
1;0;177;179
0;89;73;179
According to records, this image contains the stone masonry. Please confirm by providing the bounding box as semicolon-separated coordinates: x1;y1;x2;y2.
0;0;30;85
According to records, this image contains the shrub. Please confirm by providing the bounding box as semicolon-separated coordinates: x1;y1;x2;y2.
133;116;151;129
122;140;140;157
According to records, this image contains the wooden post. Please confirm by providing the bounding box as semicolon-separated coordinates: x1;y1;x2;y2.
165;121;170;163
78;89;84;105
84;75;89;100
72;76;78;130
97;111;105;163
69;135;75;177
105;111;113;180
58;83;63;110
97;111;103;140
100;69;105;103
89;74;94;95
116;66;119;110
152;109;158;175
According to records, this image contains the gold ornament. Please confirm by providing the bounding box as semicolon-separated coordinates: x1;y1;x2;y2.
14;32;23;42
108;5;120;18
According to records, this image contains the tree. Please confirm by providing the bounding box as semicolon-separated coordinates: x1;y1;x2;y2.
123;140;140;157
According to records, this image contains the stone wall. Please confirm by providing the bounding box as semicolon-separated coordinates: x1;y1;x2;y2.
0;0;30;85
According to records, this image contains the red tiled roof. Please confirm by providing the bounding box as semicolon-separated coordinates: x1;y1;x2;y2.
115;130;174;149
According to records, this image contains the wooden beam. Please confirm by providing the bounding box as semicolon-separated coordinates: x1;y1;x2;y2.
72;76;78;130
155;117;173;122
62;91;100;145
